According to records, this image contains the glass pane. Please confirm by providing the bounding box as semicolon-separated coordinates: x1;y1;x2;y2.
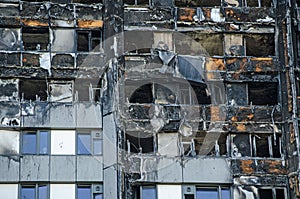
39;131;49;154
221;188;230;199
21;186;35;199
38;185;47;199
22;133;37;154
78;187;91;199
142;187;156;199
77;134;91;155
93;139;103;155
196;188;218;199
94;194;103;199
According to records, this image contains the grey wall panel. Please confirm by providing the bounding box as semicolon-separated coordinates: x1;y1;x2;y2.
20;155;50;181
22;103;76;128
103;114;118;199
157;158;182;183
0;156;19;182
50;156;76;181
183;158;232;183
76;156;103;181
49;104;75;128
76;103;102;128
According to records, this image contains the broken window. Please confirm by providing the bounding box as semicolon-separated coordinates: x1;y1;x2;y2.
21;184;48;199
226;83;247;106
231;134;251;157
191;82;211;105
175;0;221;7
153;32;173;51
22;131;49;155
77;30;102;52
180;32;223;56
259;188;286;199
248;82;278;105
231;133;281;158
127;81;209;105
126;132;154;153
124;0;150;6
124;31;153;54
227;82;278;106
245;34;275;57
225;34;275;56
224;34;244;56
128;83;153;104
74;79;101;102
77;130;103;155
253;134;281;158
22;28;49;51
19;79;47;101
49;81;73;102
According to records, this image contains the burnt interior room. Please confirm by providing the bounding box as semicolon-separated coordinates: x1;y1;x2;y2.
19;79;48;101
22;28;49;51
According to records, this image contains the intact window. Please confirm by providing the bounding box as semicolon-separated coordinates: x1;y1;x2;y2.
21;184;48;199
77;131;103;155
22;131;49;155
196;188;218;199
141;186;156;199
196;187;230;199
77;185;103;199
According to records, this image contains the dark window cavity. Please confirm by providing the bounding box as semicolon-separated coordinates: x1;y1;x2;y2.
22;28;49;51
19;79;48;101
248;82;278;105
77;30;102;52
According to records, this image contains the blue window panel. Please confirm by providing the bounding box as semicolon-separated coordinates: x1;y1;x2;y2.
94;194;103;199
221;188;230;199
38;185;47;199
93;139;103;155
196;188;218;199
39;131;49;155
78;134;91;155
21;186;35;199
142;187;156;199
78;187;91;199
22;133;37;154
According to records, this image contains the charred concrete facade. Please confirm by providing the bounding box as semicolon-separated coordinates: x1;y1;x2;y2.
0;0;300;199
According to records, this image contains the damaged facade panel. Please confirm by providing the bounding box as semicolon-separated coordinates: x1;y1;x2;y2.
0;79;18;101
175;0;221;7
124;8;174;28
51;29;75;52
176;32;223;56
